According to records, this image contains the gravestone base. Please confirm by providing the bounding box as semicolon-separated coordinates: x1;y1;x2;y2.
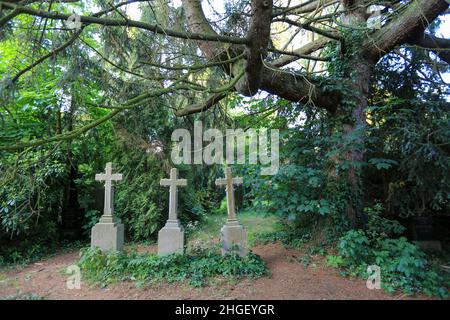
158;220;184;255
91;216;124;252
221;219;248;257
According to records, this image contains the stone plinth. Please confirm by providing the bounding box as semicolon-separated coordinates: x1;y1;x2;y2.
91;217;124;252
158;220;184;255
221;219;248;257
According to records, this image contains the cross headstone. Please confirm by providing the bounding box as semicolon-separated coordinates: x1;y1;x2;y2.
158;168;187;255
160;168;187;222
91;162;124;252
215;167;248;257
95;162;123;223
215;167;243;221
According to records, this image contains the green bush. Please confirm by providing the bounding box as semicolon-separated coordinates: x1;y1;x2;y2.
78;246;269;287
82;210;101;236
0;148;67;239
335;205;449;298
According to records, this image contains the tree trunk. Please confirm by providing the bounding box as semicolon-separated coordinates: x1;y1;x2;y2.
340;3;374;228
342;60;372;228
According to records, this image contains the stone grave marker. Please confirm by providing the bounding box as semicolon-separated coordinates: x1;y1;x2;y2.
91;162;124;252
216;167;248;257
158;168;187;255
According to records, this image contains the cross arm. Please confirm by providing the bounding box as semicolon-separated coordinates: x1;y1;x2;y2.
112;174;123;181
215;178;227;186
232;177;243;185
95;173;105;181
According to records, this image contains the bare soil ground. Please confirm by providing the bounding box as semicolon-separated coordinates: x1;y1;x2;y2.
0;242;428;300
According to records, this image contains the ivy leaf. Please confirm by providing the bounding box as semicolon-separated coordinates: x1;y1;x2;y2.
368;158;398;170
319;206;330;215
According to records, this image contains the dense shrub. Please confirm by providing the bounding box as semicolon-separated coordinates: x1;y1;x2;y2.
332;205;449;298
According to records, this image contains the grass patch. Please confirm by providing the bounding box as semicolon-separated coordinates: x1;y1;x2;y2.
188;209;280;247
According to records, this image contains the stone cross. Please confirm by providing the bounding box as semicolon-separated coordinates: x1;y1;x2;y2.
95;162;122;222
215;167;243;221
160;168;187;221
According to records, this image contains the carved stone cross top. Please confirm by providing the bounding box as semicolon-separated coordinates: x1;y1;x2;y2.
160;168;187;221
215;167;243;221
95;162;123;220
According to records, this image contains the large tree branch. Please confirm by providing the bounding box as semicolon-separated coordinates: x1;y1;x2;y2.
0;108;122;152
274;18;343;41
362;0;449;62
174;92;228;117
181;0;228;59
2;0;80;3
235;0;273;96
0;84;192;152
183;0;274;97
260;67;339;113
0;7;19;26
181;0;341;113
273;0;339;17
6;0;150;82
409;33;450;65
0;1;248;45
271;37;331;67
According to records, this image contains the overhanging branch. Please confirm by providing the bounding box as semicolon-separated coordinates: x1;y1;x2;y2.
0;84;191;152
11;28;83;83
260;67;340;113
409;33;450;65
174;92;228;117
273;18;343;41
180;0;342;114
0;8;19;26
0;1;249;45
362;0;449;62
5;0;165;82
270;37;332;67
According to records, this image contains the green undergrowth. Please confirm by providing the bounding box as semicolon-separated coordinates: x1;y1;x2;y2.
0;240;85;269
329;230;450;298
251;204;450;299
328;205;450;299
78;246;269;288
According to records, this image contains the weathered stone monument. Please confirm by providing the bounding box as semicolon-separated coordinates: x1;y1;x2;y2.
91;162;124;252
158;168;187;255
216;167;248;257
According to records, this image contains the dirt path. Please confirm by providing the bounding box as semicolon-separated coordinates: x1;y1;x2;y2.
0;242;426;300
